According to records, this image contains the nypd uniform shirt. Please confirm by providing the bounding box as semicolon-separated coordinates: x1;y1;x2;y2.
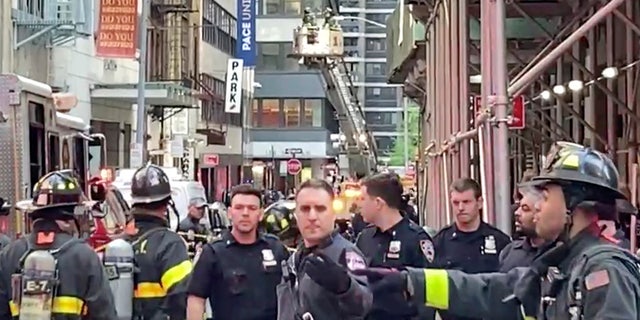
356;215;435;268
187;230;289;320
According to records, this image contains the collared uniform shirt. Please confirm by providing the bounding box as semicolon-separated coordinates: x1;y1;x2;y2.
432;222;511;320
188;230;289;320
356;216;435;320
498;237;555;273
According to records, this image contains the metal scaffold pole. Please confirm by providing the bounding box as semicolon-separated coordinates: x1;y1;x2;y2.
490;0;511;234
134;0;150;167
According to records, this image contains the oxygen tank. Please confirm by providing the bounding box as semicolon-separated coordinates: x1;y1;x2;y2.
103;239;135;320
18;250;57;320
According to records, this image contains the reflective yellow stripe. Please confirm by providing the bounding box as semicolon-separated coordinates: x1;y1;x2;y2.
9;301;17;317
160;260;192;290
135;282;166;298
9;296;84;316
424;269;449;309
53;296;84;314
520;305;536;320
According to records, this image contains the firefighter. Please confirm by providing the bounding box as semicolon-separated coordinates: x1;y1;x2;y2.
130;164;192;319
354;142;640;319
0;171;117;319
261;199;299;249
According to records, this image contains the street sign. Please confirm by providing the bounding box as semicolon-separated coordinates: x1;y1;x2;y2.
285;148;303;155
202;154;219;167
287;158;302;175
509;95;525;130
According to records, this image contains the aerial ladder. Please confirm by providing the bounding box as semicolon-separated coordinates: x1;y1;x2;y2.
289;9;377;175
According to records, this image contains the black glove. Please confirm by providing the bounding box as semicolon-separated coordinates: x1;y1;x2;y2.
302;252;351;294
353;268;416;317
352;267;410;297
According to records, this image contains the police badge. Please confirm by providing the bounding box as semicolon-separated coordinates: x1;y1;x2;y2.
420;239;435;263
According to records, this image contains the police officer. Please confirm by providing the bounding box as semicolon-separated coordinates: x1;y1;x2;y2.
433;178;511;274
186;184;289;320
0;171;117;319
355;173;435;320
277;179;372;319
130;164;192;319
355;142;640;320
499;186;554;272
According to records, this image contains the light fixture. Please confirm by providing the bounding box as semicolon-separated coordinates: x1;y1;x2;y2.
567;80;584;92
469;75;482;84
552;85;566;95
540;90;551;100
339;134;347;142
602;67;619;79
358;134;367;143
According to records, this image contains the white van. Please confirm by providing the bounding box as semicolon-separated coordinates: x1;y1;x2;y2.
112;167;208;230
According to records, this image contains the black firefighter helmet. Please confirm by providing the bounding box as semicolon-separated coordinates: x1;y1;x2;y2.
28;170;84;220
130;164;172;206
261;200;299;244
522;141;633;216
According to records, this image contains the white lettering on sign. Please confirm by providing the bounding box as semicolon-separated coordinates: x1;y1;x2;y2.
225;59;244;114
240;0;253;52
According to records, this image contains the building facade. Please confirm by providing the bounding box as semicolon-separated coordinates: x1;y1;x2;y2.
339;0;402;163
252;0;341;191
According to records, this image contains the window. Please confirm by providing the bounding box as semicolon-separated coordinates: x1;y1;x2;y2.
202;0;237;56
257;43;298;71
251;100;259;127
375;136;397;153
302;99;322;127
200;73;226;124
260;43;280;70
366;112;398;126
261;99;281;128
283;99;301;127
366;63;386;76
264;0;280;14
259;0;322;15
366;87;397;100
366;39;385;51
284;0;301;14
344;38;358;47
365;13;390;24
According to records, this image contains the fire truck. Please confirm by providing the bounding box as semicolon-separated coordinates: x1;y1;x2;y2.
0;74;109;237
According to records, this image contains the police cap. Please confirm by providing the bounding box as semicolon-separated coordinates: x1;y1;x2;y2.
130;164;172;205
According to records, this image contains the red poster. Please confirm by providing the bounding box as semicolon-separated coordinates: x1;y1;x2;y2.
96;0;138;58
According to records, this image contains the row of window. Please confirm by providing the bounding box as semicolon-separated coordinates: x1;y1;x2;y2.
257;43;300;71
344;38;387;52
200;73;242;126
202;0;237;56
258;0;325;16
251;99;324;128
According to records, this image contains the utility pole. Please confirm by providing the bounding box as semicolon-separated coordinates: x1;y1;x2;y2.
0;1;13;73
133;0;149;167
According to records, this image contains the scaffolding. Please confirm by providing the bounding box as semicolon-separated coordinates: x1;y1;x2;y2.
400;0;639;235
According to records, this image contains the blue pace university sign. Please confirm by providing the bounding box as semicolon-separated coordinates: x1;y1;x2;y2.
236;0;256;66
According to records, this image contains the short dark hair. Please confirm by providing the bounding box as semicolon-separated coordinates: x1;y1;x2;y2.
450;178;482;199
297;179;334;199
361;173;404;209
230;184;262;206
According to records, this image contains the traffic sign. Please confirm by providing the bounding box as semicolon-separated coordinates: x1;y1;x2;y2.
509;95;525;130
287;158;302;175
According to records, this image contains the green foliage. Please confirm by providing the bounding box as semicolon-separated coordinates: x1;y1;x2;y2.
388;106;420;166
